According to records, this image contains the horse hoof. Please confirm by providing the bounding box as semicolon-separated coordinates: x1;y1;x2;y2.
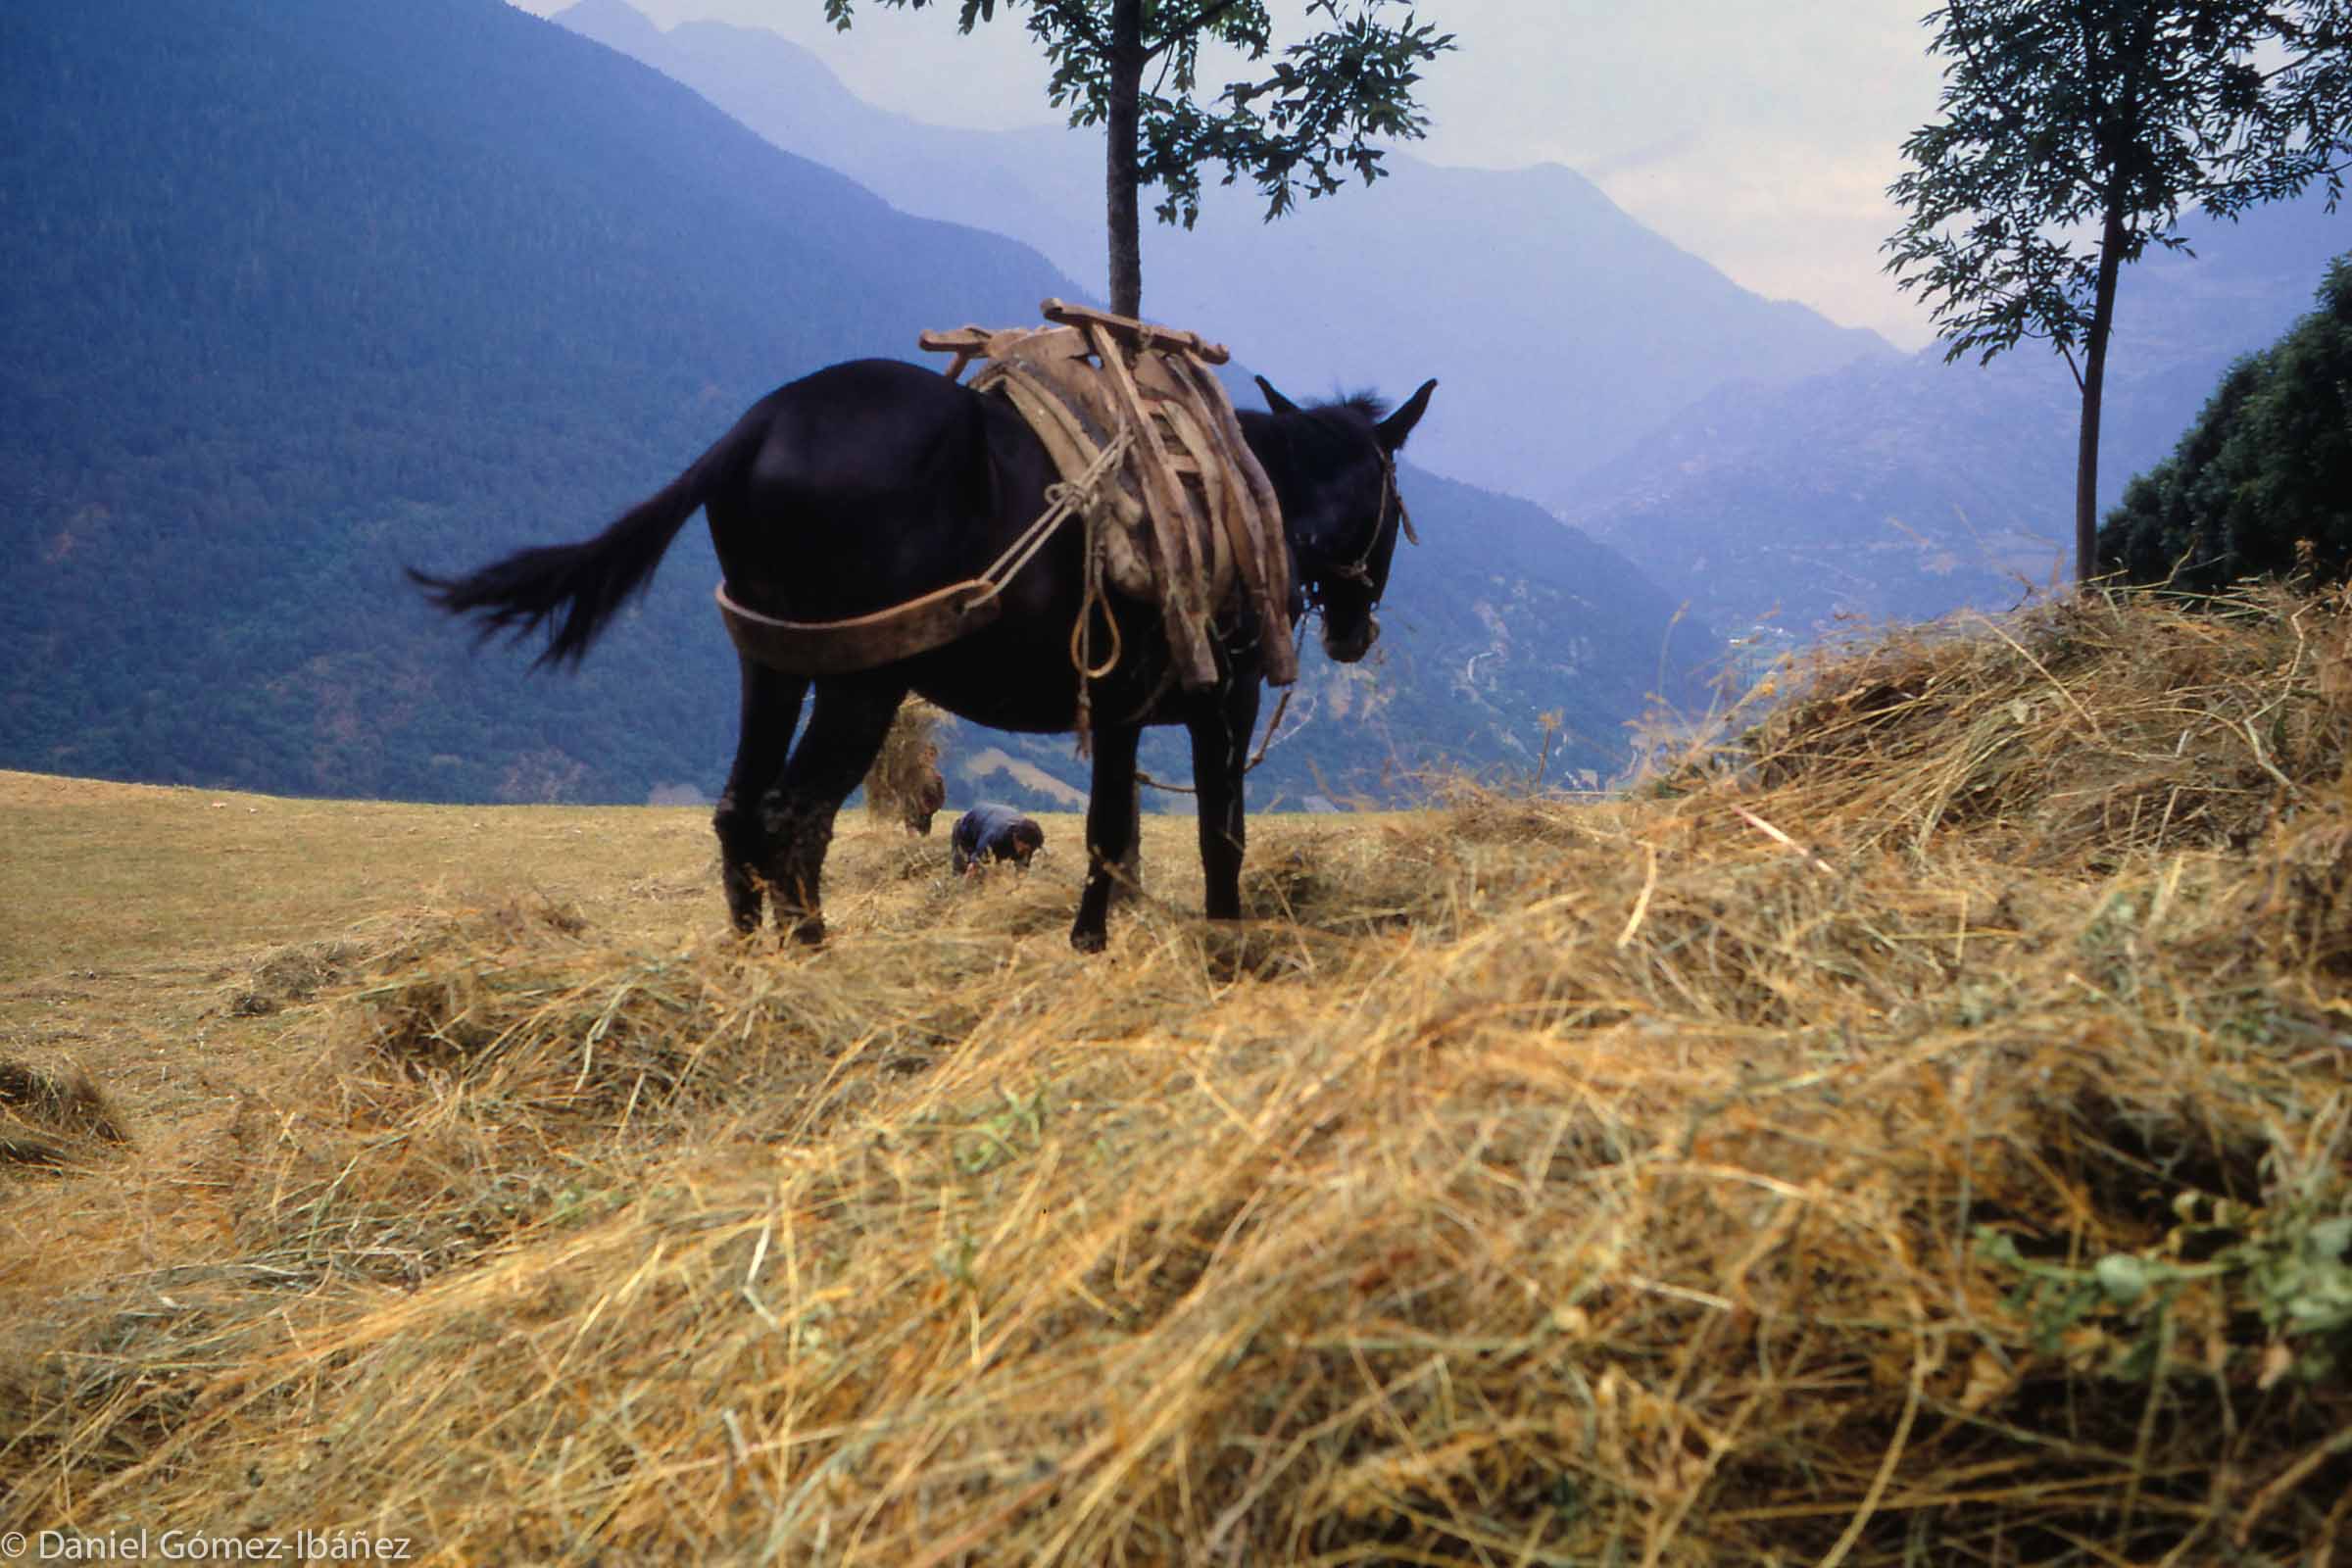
785;917;826;947
1069;923;1106;955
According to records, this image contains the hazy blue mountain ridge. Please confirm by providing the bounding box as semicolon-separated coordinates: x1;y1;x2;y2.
996;464;1714;811
1569;197;2352;638
550;0;1896;514
548;0;2349;659
556;0;1079;260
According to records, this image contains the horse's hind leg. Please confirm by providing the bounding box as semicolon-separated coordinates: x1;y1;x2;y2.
760;673;908;945
713;656;809;934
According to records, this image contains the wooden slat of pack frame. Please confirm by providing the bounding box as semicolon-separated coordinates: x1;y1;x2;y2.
1159;395;1293;683
1155;398;1234;609
916;325;994;381
1081;324;1220;689
1043;298;1230;366
1167;354;1297;685
917;326;992;354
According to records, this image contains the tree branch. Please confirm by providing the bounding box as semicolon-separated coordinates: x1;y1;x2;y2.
1145;0;1247;59
2058;338;2085;393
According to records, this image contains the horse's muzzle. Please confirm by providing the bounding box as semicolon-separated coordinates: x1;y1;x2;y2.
1323;615;1381;663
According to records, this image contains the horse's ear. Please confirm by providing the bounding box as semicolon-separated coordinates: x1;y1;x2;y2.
1377;378;1438;452
1254;375;1302;417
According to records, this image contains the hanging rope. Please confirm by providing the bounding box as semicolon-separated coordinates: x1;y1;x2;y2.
1134;616;1309;794
1066;450;1130;760
1133;687;1298;797
964;425;1133;612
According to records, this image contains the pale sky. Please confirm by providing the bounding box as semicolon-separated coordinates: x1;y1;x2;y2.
513;1;1950;349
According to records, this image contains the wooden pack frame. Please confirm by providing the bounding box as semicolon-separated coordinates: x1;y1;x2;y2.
920;299;1298;692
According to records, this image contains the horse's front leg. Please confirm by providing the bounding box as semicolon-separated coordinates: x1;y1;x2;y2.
760;675;906;945
1071;721;1143;953
712;657;809;934
1188;682;1259;922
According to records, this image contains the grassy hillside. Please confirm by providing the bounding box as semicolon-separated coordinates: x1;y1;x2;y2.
6;592;2350;1561
2100;259;2352;594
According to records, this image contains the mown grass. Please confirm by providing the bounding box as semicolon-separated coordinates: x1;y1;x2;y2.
5;588;2350;1565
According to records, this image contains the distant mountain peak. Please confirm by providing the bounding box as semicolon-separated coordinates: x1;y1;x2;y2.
551;9;1899;514
550;0;668;51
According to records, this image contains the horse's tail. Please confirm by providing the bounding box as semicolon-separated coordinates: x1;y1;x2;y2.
407;407;762;669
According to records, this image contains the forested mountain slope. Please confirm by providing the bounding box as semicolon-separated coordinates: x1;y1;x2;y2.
1;0;1079;802
2;0;1707;808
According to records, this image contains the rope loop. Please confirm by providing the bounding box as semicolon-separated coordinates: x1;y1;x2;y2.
964;427;1134;614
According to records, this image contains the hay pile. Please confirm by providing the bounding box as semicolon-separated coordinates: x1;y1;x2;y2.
864;700;949;836
6;589;2350;1564
0;1061;127;1169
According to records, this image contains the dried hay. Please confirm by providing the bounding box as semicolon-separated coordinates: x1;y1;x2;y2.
865;700;950;836
6;589;2351;1563
0;1060;128;1169
1720;585;2352;868
225;939;364;1016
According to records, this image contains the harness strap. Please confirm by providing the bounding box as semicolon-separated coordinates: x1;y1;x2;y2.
717;410;1137;681
1316;453;1412;594
715;578;1003;676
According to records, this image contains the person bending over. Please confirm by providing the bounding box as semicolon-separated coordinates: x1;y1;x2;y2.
951;804;1045;875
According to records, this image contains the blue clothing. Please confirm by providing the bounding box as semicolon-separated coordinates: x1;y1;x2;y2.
952;804;1044;872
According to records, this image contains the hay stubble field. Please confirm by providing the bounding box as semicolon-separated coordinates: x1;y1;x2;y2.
4;594;2350;1564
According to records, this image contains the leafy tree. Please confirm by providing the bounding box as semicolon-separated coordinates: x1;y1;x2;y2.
819;0;1455;317
2099;255;2352;590
1885;0;2352;585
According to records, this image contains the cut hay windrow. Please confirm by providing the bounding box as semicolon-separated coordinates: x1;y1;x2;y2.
6;589;2350;1564
1724;585;2352;867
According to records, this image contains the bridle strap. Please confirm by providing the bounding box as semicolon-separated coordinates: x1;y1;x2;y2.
1310;453;1411;604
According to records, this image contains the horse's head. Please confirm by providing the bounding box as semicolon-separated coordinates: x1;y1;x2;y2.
1250;375;1437;664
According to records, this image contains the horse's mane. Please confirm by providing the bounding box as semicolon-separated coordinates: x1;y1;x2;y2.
1319;390;1391;420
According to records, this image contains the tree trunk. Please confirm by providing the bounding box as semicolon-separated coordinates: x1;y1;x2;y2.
1103;0;1147;894
1105;0;1146;318
2075;205;2128;587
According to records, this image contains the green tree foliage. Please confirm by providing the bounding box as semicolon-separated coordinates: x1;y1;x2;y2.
2099;257;2352;590
1885;0;2352;584
819;0;1453;316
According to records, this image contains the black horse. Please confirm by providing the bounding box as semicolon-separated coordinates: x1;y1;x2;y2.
411;357;1434;951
